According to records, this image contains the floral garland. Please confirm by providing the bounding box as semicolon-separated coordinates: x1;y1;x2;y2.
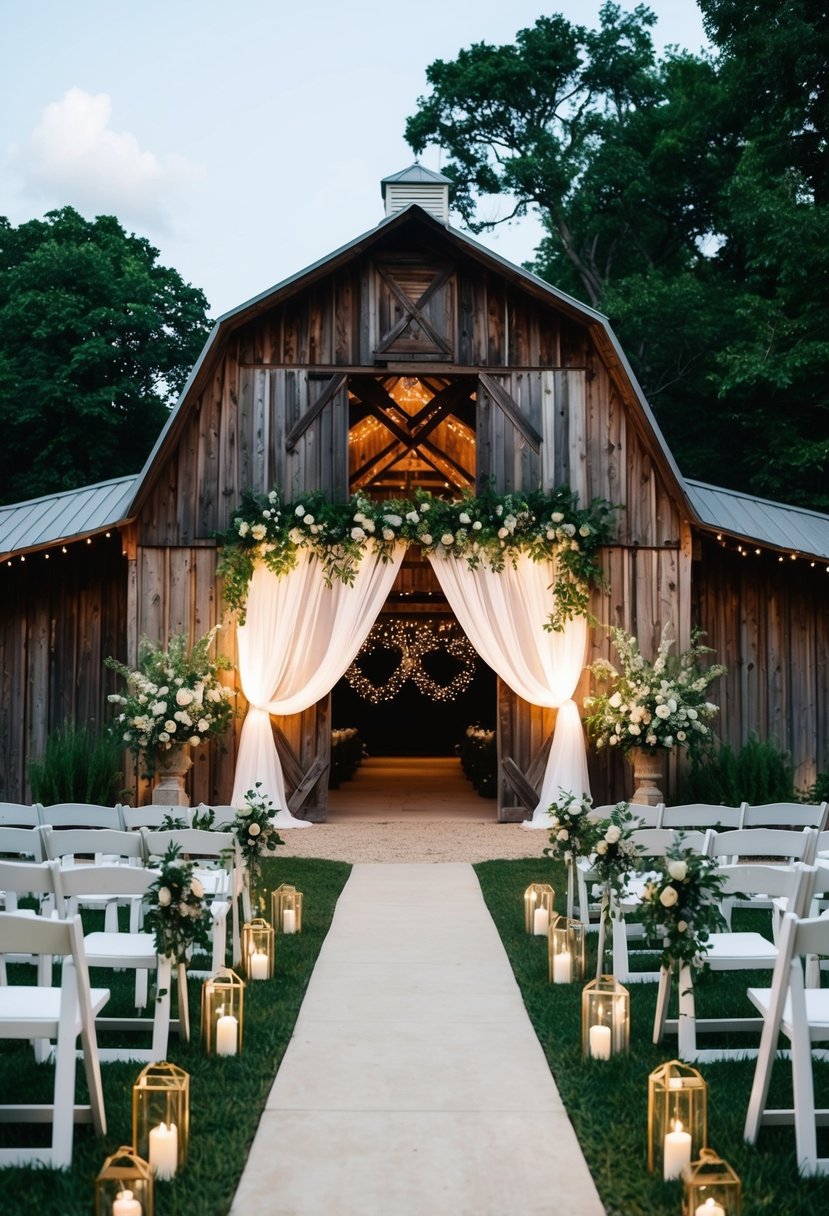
105;626;235;774
216;486;615;633
230;783;284;888
640;839;727;970
584;625;726;754
144;843;213;963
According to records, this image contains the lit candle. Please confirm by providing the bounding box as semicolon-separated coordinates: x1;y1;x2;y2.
250;950;269;980
695;1200;725;1216
216;1013;238;1056
588;1023;611;1060
663;1119;692;1180
552;950;572;984
148;1121;178;1180
533;906;549;935
112;1190;142;1216
669;1076;683;1091
282;908;296;934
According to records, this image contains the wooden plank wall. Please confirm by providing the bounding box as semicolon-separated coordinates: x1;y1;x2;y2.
0;535;128;803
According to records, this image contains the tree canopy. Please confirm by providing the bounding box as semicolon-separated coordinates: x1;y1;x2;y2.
0;207;211;505
406;0;829;511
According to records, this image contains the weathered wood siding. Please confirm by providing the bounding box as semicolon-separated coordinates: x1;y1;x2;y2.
0;535;127;802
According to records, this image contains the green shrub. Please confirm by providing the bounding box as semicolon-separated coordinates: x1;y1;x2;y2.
28;720;124;805
809;767;829;803
682;733;795;805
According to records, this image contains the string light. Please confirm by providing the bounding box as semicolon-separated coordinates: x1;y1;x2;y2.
344;619;478;704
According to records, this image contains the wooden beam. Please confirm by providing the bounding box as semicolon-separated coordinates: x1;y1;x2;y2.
285;373;347;452
479;372;542;452
287;755;330;814
501;756;539;813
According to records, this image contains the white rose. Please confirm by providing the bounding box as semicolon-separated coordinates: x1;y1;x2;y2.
207;687;222;703
659;885;679;907
677;920;688;933
557;828;569;842
251;523;267;541
472;521;482;531
676;730;687;741
420;502;430;513
441;533;455;546
159;731;170;742
351;527;366;540
189;735;200;746
382;528;395;541
421;533;433;545
157;887;172;907
295;504;306;516
406;511;419;524
579;524;592;537
609;692;623;708
497;527;508;539
668;860;687;882
237;520;250;537
176;688;193;706
605;825;621;844
165;720;177;732
198;718;210;733
304;515;315;525
190;877;204;899
248;822;261;837
595;840;608;855
551;512;564;523
459;512;471;525
655;704;671;719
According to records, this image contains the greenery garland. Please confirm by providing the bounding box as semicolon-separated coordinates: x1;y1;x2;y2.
216;485;615;632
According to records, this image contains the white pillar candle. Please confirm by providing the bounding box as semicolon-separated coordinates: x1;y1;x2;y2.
669;1076;683;1091
216;1013;238;1056
148;1121;178;1180
282;908;296;934
250;950;269;980
588;1023;611;1059
663;1120;692;1180
533;906;549;936
695;1200;725;1216
112;1190;142;1216
552;951;572;984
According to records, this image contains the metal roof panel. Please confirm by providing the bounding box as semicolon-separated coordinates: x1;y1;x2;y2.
0;475;138;558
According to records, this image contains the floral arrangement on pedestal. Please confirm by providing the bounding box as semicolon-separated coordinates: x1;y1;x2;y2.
640;840;727;970
105;626;235;775
584;625;726;755
230;783;284;888
144;843;213;964
216;485;615;632
458;725;497;798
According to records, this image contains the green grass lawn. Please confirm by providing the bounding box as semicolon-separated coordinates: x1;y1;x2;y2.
475;856;829;1216
0;856;350;1216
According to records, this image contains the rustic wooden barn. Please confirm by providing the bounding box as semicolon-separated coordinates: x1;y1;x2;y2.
2;166;827;814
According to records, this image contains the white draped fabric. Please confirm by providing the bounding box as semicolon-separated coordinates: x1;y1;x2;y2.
231;545;406;825
426;551;591;826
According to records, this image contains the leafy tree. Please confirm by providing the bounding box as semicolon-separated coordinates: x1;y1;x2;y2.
0;207;211;504
406;1;829;510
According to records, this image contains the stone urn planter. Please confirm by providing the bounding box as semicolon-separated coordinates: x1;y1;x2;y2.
630;748;664;806
152;746;193;806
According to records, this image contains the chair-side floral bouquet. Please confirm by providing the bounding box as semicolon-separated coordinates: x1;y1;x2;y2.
145;843;213;963
106;626;235;774
545;791;603;864
589;803;643;913
584;625;726;754
230;783;284;888
640;840;727;970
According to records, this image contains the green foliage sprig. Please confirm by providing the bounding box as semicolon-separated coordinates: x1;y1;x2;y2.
589;803;643;917
544;790;603;863
217;485;615;632
231;784;284;886
584;625;726;755
640;839;727;970
105;626;235;774
144;842;213;963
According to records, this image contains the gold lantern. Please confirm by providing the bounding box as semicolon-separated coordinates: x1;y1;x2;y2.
581;975;630;1059
200;967;245;1056
648;1060;708;1175
242;917;275;980
548;915;586;984
523;883;556;935
132;1062;189;1181
95;1146;154;1216
271;883;303;934
683;1148;742;1216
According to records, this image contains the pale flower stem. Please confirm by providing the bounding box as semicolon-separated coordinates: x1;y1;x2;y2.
566;862;575;921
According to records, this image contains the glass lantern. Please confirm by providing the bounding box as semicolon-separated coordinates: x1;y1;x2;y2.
95;1146;154;1216
648;1059;708;1174
524;883;556;935
242;917;275;980
271;883;303;934
683;1148;742;1216
201;967;245;1056
132;1062;189;1181
581;975;630;1059
548;916;587;984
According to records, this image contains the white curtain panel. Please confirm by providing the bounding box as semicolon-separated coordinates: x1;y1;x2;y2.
231;545;406;824
427;551;591;826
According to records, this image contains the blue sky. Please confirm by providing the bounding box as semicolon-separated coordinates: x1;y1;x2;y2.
1;1;709;317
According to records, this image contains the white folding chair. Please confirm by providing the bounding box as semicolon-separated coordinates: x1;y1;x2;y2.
0;859;60;995
37;803;126;830
195;803;238;828
0;827;44;912
660;803;744;830
140;828;238;970
653;862;816;1062
52;863;173;1063
122;805;192;830
39;826;147;932
741;802;828;832
708;827;819;929
744;910;829;1175
0;911;109;1167
0;803;40;828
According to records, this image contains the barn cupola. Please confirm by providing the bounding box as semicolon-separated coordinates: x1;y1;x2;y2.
381;163;452;224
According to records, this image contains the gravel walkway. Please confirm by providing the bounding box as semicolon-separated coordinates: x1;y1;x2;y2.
278;820;550;864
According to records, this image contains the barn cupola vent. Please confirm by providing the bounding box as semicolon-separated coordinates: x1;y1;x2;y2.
381;163;451;224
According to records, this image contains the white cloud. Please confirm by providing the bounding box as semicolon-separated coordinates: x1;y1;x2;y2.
12;88;202;232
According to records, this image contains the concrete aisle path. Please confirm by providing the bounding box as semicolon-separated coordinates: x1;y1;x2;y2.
230;863;605;1216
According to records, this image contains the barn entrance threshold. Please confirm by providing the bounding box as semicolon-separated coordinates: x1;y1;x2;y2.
325;756;495;822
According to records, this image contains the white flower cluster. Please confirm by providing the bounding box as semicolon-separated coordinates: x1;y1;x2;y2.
585;625;726;754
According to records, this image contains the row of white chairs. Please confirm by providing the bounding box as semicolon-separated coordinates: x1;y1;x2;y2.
588;799;828;832
0;801;240;830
